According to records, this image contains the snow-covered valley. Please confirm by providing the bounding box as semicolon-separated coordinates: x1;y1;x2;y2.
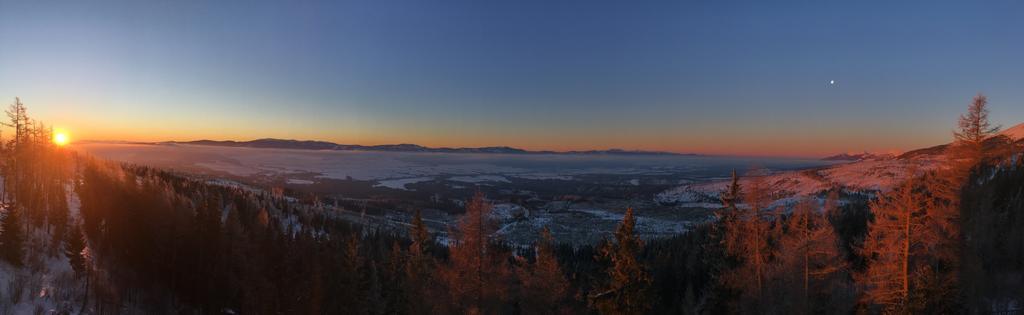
68;130;1024;245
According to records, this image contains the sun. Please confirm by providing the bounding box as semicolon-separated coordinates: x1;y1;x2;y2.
53;131;70;146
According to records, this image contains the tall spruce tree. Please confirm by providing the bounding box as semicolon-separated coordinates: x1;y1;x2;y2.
64;222;87;277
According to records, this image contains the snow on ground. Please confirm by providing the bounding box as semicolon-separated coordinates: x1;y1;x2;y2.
373;177;434;190
490;203;529;221
194;161;262;176
1000;122;1024;140
657;156;943;207
0;183;94;314
492;206;693;244
449;175;510;183
66;183;81;220
206;179;263;193
507;173;574;180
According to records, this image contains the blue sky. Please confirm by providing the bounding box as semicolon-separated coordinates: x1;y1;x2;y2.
1;0;1021;156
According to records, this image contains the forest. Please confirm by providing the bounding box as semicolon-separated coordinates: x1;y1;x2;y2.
0;94;1022;314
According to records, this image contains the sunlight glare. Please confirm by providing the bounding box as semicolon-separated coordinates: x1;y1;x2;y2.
53;131;70;146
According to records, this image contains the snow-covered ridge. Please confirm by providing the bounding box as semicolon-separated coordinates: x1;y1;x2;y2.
660;123;1024;208
999;122;1024;141
657;156;942;207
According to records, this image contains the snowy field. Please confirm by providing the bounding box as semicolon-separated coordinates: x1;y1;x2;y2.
656;155;945;208
71;143;862;243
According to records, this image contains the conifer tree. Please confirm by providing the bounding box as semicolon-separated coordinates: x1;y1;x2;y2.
952;93;999;167
404;209;434;314
590;208;651;315
720;171;773;300
859;176;927;312
385;242;409;314
518;227;571;314
719;169;741;210
409;209;431;257
771;198;845;312
64;222;88;277
438;192;511;314
0;206;24;265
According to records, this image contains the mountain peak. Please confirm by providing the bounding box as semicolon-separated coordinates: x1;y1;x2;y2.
822;151;894;161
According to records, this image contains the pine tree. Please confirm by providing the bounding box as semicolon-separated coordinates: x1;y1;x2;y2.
936;94;1000;241
438;192;511;314
0;205;24;265
590;208;651;315
518;227;571;314
858;176;928;312
772;198;845;313
64;222;88;277
719;169;741;210
340;234;366;313
385;242;409;314
2;98;29;204
952;93;999;167
405;209;434;314
409;209;431;257
720;171;773;301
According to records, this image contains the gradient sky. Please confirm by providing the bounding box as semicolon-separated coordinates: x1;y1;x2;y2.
1;0;1022;157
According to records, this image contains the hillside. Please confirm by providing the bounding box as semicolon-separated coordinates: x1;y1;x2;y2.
1000;122;1024;140
659;124;1024;208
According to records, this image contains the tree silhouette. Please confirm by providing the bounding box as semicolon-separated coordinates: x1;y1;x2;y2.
0;205;24;265
64;222;88;277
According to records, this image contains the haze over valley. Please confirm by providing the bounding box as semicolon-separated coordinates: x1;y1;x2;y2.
2;1;1023;313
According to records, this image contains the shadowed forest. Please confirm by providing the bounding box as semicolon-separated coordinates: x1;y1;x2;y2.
0;95;1022;314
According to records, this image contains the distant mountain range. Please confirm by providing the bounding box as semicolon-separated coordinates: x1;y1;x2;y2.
158;138;697;156
821;152;895;161
825;122;1024;161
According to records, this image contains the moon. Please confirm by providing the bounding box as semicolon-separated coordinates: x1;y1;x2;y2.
829;80;836;85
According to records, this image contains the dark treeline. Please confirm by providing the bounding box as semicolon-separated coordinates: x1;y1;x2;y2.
0;97;72;265
3;94;1023;314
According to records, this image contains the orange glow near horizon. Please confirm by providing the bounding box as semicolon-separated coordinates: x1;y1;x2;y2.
43;105;944;159
62;126;930;159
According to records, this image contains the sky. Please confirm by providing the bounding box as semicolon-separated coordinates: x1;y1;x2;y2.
0;0;1022;157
